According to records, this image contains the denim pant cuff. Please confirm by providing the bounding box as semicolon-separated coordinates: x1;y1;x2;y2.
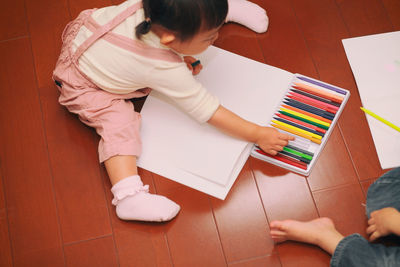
330;233;363;267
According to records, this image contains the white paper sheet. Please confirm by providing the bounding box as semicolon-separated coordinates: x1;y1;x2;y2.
342;31;400;169
137;46;293;199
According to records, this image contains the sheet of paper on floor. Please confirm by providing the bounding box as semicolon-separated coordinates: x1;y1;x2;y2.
343;31;400;169
137;46;293;199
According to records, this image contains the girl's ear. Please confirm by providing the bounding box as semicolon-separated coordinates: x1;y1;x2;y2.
160;32;176;46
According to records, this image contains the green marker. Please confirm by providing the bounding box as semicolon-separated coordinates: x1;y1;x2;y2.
283;147;313;161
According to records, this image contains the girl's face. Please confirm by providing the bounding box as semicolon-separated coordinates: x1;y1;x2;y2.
165;27;220;55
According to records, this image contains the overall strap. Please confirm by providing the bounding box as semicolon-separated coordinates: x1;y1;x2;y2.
72;1;143;62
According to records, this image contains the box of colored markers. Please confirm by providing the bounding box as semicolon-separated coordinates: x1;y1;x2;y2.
250;74;350;176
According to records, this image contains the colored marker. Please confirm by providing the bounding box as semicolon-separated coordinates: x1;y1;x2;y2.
288;91;339;112
271;122;322;144
279;150;311;164
282;104;332;123
276;113;327;134
254;145;311;163
191;60;201;67
293;83;344;103
284;98;336;119
280;107;331;127
274;117;324;137
291;89;340;107
286;144;314;157
255;149;308;170
360;107;400;132
297;75;347;95
283;146;313;161
279;110;330;130
272;119;322;140
284;99;335;120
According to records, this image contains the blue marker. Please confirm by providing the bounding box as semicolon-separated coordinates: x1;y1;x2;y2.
191;60;201;67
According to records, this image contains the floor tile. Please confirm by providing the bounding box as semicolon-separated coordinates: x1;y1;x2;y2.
336;0;393;36
215;22;265;62
0;0;28;41
251;158;319;221
381;0;400;28
25;0;71;88
277;242;330;267
64;236;118;267
313;183;368;237
211;162;274;263
307;127;358;191
40;86;112;243
229;253;281;267
0;38;64;267
256;0;318;76
68;0;112;18
161;187;226;267
0;172;12;267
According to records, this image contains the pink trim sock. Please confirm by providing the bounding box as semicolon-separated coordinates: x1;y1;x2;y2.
226;0;269;33
111;175;180;222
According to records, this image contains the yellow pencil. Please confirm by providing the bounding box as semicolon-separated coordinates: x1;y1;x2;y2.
360;107;400;132
271;123;322;144
272;119;322;140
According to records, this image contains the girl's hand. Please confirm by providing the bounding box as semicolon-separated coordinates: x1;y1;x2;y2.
367;207;400;241
184;56;203;75
256;127;294;155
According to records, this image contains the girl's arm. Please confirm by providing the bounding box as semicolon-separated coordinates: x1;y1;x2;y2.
208;105;294;155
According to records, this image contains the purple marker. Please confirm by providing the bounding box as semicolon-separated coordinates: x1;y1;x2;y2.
297;75;347;95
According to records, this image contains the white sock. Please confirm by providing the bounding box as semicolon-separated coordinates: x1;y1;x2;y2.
111;175;180;222
226;0;269;33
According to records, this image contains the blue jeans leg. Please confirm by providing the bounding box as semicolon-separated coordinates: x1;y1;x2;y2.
366;167;400;218
330;168;400;267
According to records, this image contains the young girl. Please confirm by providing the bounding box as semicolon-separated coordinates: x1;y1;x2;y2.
53;0;293;222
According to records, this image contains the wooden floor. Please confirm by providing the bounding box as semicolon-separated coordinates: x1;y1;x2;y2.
1;0;399;266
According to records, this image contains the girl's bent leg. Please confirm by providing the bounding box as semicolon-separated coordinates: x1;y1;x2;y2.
105;155;180;222
104;155;138;185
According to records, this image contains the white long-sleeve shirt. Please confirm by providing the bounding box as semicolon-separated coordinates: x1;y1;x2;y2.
71;0;219;123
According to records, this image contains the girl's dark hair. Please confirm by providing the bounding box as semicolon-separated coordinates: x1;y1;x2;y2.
135;0;228;41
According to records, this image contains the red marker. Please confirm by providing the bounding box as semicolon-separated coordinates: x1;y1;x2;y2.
288;91;339;113
255;149;308;170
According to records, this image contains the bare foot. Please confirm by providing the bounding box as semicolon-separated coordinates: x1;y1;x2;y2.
269;217;343;255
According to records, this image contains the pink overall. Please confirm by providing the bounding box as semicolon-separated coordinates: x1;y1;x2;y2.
53;2;181;163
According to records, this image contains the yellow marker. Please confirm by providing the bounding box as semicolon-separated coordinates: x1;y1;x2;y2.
272;123;322;144
272;119;322;140
360;107;400;132
280;107;331;127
